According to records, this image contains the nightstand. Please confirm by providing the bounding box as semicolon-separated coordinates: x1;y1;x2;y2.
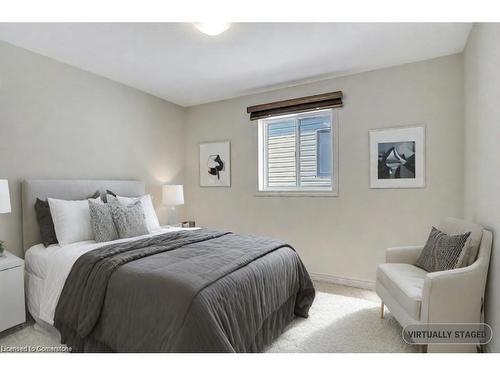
0;251;26;333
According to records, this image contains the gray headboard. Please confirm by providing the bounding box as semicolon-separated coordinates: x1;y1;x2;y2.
21;179;145;251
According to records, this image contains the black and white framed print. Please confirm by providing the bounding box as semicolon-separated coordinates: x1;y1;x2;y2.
199;141;231;187
369;125;425;188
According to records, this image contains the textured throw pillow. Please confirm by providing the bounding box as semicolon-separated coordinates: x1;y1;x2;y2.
110;201;149;239
35;198;58;247
415;227;471;272
108;194;160;233
106;194;118;204
103;190;117;203
89;200;118;243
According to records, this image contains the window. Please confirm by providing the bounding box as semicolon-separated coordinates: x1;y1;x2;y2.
258;109;337;194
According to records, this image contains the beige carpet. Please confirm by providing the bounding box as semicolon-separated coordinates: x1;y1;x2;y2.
0;292;417;353
267;292;417;352
0;323;62;350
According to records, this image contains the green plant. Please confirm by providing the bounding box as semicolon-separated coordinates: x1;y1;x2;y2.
0;240;5;254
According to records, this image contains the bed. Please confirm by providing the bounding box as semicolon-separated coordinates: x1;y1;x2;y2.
22;179;315;353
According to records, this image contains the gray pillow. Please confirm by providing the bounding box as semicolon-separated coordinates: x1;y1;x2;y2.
89;200;119;243
104;190;117;203
106;194;118;204
35;198;58;247
416;227;471;272
110;201;148;239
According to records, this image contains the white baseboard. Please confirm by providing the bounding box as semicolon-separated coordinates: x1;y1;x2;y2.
311;272;375;291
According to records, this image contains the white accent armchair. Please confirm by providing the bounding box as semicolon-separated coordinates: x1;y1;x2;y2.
376;218;493;352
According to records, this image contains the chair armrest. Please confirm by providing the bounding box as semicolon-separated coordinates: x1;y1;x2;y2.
421;262;487;323
386;245;424;264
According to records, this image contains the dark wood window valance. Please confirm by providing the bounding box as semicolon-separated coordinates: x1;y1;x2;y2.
247;91;343;121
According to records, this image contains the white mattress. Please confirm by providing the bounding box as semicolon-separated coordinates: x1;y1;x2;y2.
25;227;191;326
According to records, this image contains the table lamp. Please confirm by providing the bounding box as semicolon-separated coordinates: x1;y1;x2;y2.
162;185;184;225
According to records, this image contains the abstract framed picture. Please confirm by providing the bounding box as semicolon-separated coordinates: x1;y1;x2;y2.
369;125;425;188
199;141;231;187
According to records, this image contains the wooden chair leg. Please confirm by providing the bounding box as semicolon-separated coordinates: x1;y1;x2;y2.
380;301;384;319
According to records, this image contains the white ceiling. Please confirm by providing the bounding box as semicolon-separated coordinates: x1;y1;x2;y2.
0;23;472;107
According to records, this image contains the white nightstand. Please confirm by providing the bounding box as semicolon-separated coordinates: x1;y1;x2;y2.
0;251;26;332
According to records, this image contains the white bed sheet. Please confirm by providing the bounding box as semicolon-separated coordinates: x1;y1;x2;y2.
25;243;61;279
25;227;190;326
25;270;44;320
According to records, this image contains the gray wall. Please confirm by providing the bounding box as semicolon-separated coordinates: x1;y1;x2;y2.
464;24;500;352
184;54;465;284
0;41;186;258
0;36;474;306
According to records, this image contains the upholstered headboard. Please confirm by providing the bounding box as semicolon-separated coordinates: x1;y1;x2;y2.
21;179;145;251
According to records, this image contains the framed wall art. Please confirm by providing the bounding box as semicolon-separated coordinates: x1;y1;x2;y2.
369;125;425;188
199;141;231;187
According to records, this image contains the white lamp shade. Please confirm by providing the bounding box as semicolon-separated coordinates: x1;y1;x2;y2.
0;179;11;214
162;185;184;206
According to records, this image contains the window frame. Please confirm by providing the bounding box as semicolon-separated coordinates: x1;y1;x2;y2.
257;108;339;197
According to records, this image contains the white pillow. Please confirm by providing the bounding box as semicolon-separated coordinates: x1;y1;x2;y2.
110;194;160;233
48;197;101;245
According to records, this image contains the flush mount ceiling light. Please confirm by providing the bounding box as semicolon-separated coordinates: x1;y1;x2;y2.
194;22;231;36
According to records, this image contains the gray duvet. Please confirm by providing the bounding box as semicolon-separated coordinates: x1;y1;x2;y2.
54;229;315;352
